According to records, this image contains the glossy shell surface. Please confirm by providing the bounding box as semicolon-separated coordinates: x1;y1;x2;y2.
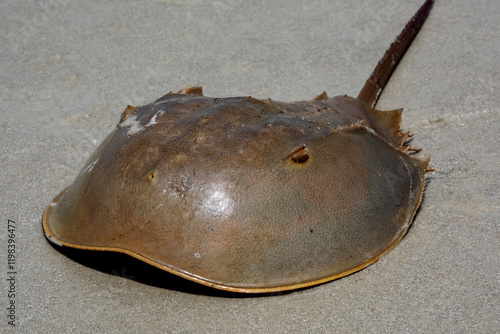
43;88;428;293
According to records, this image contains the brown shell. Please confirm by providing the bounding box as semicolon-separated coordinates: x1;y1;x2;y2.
43;88;428;293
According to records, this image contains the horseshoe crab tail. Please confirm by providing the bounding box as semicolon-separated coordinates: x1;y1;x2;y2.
357;0;435;108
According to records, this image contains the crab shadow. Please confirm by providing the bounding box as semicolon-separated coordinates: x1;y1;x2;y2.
48;242;297;298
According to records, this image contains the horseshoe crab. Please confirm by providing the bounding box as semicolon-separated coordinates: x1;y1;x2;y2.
43;0;434;293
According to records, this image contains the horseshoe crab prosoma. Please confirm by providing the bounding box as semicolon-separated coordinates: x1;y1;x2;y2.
43;0;434;293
